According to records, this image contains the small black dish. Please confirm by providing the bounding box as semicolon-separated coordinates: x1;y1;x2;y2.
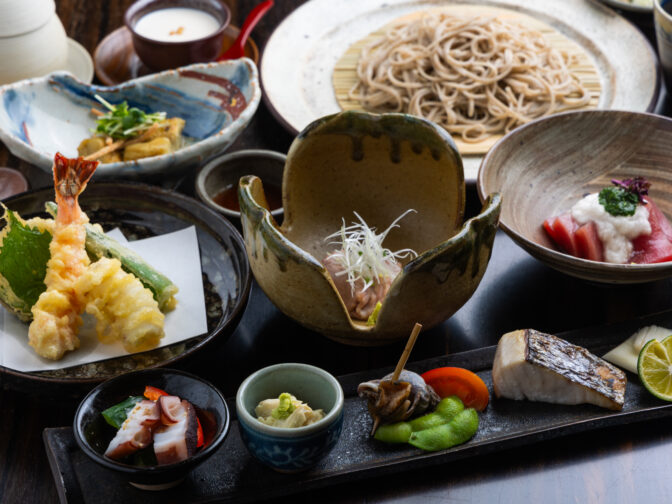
73;368;230;490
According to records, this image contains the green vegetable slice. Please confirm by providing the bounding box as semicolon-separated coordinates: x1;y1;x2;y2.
0;209;52;320
102;396;144;429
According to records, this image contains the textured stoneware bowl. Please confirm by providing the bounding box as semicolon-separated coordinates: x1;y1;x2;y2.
236;363;344;473
239;111;501;345
478;110;672;284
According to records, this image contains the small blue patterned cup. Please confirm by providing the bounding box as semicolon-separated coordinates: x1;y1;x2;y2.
236;363;344;473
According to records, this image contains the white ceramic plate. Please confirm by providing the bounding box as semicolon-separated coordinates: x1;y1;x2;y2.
261;0;659;182
66;38;94;84
599;0;652;14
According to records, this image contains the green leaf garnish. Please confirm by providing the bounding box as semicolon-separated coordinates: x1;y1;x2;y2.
598;186;640;217
94;95;166;140
102;396;144;429
271;393;296;420
0;210;52;318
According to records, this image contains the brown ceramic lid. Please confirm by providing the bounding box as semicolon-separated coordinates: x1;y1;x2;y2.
0;167;29;199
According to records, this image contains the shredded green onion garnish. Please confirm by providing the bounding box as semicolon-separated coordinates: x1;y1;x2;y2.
93;94;166;140
325;209;417;294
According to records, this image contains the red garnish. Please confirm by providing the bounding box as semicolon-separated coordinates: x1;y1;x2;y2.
144;385;169;402
196;417;204;447
611;177;650;204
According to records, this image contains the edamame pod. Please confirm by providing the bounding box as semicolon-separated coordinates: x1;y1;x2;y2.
375;396;465;443
408;408;479;452
374;422;413;444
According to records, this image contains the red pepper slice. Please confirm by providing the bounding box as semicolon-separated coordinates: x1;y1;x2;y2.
196;417;204;447
143;385;169;402
421;367;490;411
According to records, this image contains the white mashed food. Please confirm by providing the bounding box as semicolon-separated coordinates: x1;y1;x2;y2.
571;193;651;264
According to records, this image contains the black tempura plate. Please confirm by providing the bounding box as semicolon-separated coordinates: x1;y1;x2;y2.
0;182;251;394
43;310;672;504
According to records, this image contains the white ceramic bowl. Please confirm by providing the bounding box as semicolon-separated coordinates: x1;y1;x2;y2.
0;0;55;37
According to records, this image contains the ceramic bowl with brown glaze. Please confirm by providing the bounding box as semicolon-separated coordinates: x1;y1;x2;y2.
239;111;501;346
125;0;231;71
478;109;672;284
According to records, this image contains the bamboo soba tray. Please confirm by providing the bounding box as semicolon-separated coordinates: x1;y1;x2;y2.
333;5;602;156
260;0;659;182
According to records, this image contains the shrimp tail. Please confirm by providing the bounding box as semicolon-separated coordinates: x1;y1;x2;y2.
53;152;98;205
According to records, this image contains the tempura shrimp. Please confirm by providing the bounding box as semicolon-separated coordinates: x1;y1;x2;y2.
28;153;98;360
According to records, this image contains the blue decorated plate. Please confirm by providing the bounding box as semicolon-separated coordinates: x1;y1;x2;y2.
0;59;260;178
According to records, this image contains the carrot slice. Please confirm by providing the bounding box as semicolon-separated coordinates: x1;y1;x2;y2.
421;367;489;411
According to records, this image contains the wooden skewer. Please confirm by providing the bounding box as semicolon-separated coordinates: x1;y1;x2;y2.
391;322;422;381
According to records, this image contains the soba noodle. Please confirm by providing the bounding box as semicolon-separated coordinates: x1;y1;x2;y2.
349;14;591;143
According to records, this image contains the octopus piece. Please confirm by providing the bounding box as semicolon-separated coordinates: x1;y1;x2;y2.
104;400;160;460
358;369;440;434
153;398;199;465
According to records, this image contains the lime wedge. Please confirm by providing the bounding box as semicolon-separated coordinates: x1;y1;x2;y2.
637;334;672;401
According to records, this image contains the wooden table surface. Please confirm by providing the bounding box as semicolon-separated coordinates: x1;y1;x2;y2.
2;1;672;503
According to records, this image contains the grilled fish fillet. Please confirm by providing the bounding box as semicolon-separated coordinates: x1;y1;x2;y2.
492;329;626;410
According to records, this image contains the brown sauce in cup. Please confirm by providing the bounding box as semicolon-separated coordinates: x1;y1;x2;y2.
213;182;282;212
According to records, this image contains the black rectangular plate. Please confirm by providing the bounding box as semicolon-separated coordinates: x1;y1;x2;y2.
43;310;672;504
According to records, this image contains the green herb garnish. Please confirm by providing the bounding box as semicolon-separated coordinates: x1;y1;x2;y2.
598;177;651;217
271;393;296;420
598;187;639;216
101;396;144;429
93;95;166;140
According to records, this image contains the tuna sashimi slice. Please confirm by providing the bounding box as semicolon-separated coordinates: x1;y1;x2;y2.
631;200;672;264
543;213;579;256
575;222;604;262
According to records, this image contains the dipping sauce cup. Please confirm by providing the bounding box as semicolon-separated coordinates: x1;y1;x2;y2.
125;0;231;71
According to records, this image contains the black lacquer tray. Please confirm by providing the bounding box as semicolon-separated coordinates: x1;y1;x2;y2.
43;307;672;504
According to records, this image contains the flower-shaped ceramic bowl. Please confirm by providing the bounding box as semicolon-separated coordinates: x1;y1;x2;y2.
239;111;501;345
478;110;672;284
0;59;260;178
236;363;344;473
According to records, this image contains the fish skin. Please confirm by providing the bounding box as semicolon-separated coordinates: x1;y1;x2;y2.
493;329;627;411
